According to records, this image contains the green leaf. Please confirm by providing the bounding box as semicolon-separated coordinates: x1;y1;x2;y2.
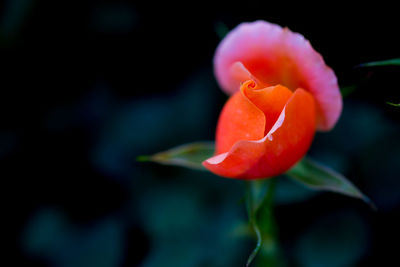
137;142;214;170
386;102;400;107
286;158;375;209
359;58;400;67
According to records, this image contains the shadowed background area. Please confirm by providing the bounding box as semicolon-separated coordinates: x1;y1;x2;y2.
2;1;400;266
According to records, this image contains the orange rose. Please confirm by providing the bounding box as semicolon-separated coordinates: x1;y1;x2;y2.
203;21;342;179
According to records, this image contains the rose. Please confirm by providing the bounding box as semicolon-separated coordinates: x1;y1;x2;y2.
203;21;342;179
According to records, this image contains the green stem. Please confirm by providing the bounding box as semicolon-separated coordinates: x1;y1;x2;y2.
245;178;282;267
245;182;263;267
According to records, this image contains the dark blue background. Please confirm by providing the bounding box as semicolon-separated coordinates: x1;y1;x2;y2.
2;1;400;266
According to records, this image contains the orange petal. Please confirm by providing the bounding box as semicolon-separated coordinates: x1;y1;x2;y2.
204;88;316;179
242;82;293;134
215;82;266;155
215;81;293;154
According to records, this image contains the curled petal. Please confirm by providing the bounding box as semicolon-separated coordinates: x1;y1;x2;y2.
214;83;265;154
214;20;341;131
203;88;316;179
215;81;293;154
229;62;269;89
242;82;293;134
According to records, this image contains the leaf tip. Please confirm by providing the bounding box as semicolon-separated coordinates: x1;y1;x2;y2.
362;195;377;211
358;58;400;67
386;101;400;107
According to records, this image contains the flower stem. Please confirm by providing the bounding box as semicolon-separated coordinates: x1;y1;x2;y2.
245;178;283;267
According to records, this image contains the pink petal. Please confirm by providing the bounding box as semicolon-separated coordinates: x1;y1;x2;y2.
214;20;342;131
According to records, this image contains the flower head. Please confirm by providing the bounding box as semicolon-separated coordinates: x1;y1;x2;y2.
203;21;342;179
214;20;341;131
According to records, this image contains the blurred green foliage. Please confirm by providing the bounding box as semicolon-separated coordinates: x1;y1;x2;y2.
23;209;124;267
2;1;399;266
19;70;400;265
294;211;368;267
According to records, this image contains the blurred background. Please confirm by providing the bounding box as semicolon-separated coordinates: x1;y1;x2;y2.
2;1;400;266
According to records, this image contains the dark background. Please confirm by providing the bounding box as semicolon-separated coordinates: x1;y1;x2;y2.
2;1;400;266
